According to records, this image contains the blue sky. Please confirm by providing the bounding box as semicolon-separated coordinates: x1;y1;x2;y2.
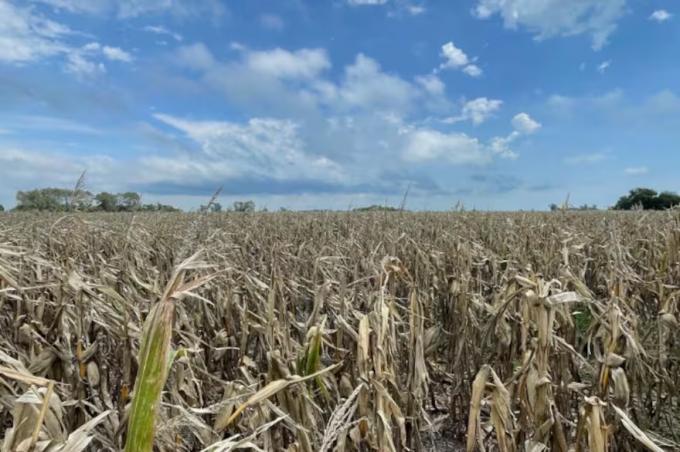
1;0;678;210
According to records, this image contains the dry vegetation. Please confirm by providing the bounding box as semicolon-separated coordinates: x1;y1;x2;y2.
0;211;679;451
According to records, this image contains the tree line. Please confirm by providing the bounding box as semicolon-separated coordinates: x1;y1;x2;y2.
548;187;680;211
2;186;678;213
0;187;259;213
7;188;178;212
612;187;680;210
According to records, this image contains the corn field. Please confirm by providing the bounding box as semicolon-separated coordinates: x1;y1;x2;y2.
0;211;679;451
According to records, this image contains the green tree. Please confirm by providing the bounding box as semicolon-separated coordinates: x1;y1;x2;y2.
614;188;680;210
120;192;141;210
95;192;119;211
233;200;255;212
15;188;72;211
657;191;680;209
0;204;4;212
352;205;398;212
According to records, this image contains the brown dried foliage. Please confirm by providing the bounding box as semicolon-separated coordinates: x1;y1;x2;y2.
0;211;678;451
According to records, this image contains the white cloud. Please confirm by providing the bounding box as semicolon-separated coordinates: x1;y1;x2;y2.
152;46;526;191
153;114;344;182
62;42;133;77
462;64;482;77
415;74;445;95
464;98;502;125
143;25;183;41
597;60;611;74
0;2;132;78
260;14;285;30
245;48;330;79
511;112;541;134
339;54;415;111
489;134;519;159
402;128;489;164
439;42;483;77
102;46;133;62
624;166;648;175
0;1;71;63
440;41;469;68
487;112;542;159
170;44;424;117
348;0;388;5
445;97;503;125
65;52;106;77
649;10;672;22
407;5;426;15
473;0;627;50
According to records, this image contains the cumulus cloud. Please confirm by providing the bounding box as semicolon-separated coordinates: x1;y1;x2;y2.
445;97;503;125
487;113;542;159
153;113;345;183
338;54;415;111
102;46;133;62
401;128;489;164
170;44;428;118
439;42;482;77
5;42;531;204
245;48;330;79
462;64;482;77
649;10;672;22
440;42;469;68
415;74;445;95
161;44;531;175
511;112;541;134
473;0;627;50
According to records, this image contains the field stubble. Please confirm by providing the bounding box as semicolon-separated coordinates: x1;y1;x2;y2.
0;211;678;451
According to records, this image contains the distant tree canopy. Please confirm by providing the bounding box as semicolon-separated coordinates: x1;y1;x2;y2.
94;192;142;211
0;204;4;212
199;202;222;213
353;205;399;212
13;188;178;212
550;203;597;211
15;188;86;211
614;188;680;210
233;200;255;212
